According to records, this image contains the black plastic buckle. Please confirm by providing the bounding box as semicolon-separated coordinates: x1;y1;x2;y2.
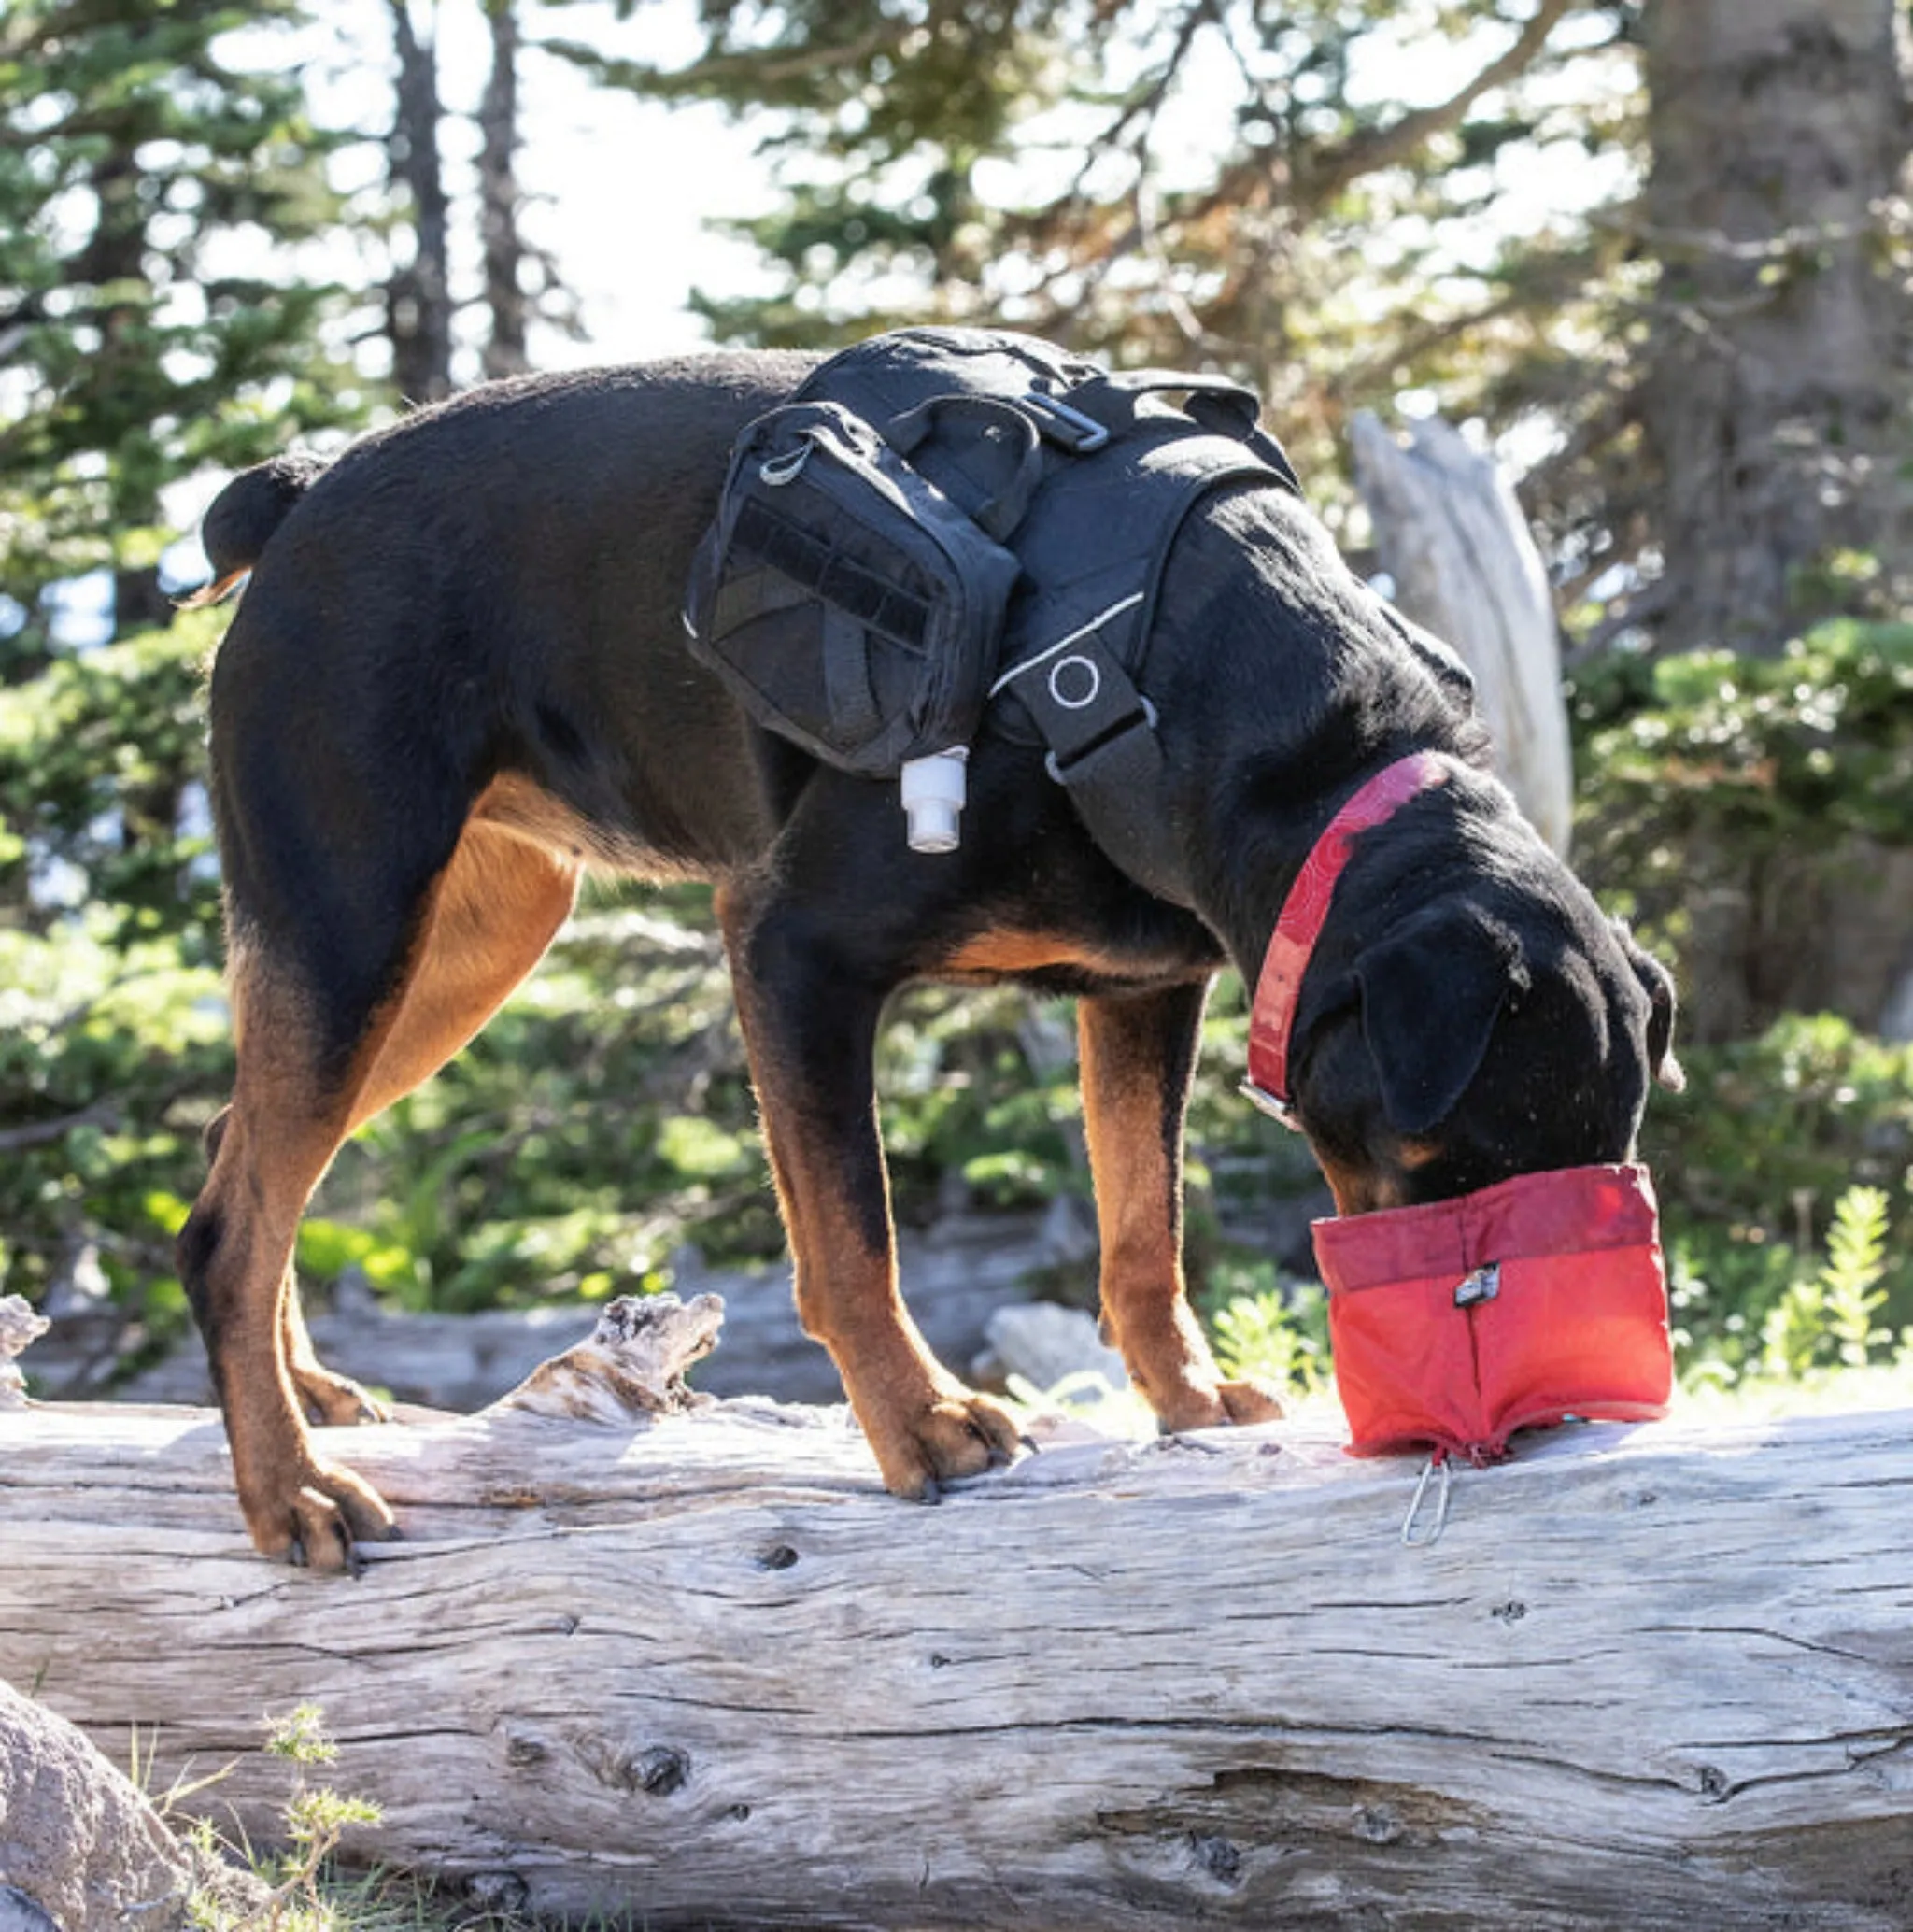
1042;695;1158;785
1024;391;1111;453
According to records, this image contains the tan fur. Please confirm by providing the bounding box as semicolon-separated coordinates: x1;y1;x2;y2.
199;803;580;1568
1079;988;1282;1432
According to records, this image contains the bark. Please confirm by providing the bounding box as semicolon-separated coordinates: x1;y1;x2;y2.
1640;0;1911;658
1352;412;1574;855
386;0;454;404
1;1296;1908;1929
478;0;529;381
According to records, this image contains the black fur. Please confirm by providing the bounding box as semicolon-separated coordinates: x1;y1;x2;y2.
182;347;1679;1551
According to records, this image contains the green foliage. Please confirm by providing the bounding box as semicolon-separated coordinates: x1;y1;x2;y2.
1642;1013;1913;1244
177;1703;519;1932
1643;1014;1913;1385
0;914;228;1333
0;0;373;639
0;610;225;944
1570;618;1913;1041
583;0;1648;541
1757;1186;1891;1381
1675;1183;1902;1400
1204;1259;1330;1399
1573;620;1913;872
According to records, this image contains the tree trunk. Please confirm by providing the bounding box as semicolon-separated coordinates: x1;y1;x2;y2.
1352;412;1574;855
477;0;529;381
1640;0;1910;658
386;0;454;404
2;1300;1908;1929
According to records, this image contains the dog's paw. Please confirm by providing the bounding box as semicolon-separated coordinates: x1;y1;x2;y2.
291;1363;392;1428
242;1459;398;1576
1149;1374;1285;1433
864;1388;1026;1502
1215;1376;1285;1425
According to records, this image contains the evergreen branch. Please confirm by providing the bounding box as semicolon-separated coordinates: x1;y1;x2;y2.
1201;0;1577;220
1302;0;1578;202
537;26;910;99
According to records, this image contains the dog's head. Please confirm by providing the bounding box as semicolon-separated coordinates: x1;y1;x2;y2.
1286;820;1682;1216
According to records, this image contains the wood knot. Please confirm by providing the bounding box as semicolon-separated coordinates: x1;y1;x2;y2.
1189;1835;1242;1885
466;1872;529;1911
579;1736;691;1797
1353;1804;1403;1844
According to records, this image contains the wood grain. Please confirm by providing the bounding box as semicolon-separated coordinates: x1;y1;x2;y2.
1;1393;1908;1928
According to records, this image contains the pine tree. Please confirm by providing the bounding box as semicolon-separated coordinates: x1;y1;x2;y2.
0;0;371;657
560;0;1642;541
1637;0;1909;657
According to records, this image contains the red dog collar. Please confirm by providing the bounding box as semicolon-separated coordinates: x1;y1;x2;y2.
1243;750;1453;1126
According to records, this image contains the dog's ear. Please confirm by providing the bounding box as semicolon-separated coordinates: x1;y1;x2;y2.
1353;902;1524;1135
1613;920;1685;1093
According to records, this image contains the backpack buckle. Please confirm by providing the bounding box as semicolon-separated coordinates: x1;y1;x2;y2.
1023;391;1111;454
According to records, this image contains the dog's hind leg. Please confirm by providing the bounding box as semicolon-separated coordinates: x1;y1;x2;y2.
716;876;1024;1500
180;806;578;1568
1078;983;1284;1431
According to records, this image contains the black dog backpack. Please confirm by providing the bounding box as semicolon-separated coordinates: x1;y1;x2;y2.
682;327;1300;901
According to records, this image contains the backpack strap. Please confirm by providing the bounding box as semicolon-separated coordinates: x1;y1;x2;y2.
987;594;1191;905
988;429;1297;908
787;327;1311;905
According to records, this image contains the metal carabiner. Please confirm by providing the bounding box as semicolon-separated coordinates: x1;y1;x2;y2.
1400;1453;1453;1547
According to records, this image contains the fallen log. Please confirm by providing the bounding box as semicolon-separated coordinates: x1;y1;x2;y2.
0;1297;1908;1931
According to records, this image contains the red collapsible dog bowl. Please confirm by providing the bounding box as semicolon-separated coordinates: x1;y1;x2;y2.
1311;1162;1672;1463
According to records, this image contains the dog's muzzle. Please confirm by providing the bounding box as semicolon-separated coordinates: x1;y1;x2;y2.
1312;1162;1672;1463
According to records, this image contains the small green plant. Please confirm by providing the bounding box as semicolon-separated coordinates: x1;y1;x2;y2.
1758;1185;1892;1382
1204;1259;1329;1399
262;1703;384;1927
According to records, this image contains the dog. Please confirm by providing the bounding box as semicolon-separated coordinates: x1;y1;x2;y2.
177;346;1681;1570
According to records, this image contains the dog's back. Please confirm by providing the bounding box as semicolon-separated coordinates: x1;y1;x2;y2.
205;352;821;893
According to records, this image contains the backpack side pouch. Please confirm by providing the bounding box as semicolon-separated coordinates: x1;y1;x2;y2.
684;400;1021;775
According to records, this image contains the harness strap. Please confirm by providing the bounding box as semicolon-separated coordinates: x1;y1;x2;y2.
790;327;1312;906
992;595;1189;906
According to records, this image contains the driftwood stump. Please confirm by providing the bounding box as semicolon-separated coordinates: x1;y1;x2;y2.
0;1295;1908;1929
1353;411;1576;856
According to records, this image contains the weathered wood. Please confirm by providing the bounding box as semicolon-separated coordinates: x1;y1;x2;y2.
1;1296;1907;1932
1352;411;1575;855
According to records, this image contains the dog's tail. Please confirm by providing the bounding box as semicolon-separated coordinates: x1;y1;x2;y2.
177;450;331;608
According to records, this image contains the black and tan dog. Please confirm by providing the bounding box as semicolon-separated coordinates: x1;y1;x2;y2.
179;348;1680;1570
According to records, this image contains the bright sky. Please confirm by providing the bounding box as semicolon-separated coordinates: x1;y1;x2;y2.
298;0;1633;376
310;0;781;370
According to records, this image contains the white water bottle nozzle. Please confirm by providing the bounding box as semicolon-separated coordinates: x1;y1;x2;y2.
900;746;969;854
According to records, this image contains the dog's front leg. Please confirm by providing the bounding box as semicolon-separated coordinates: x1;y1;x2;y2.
717;882;1023;1499
1079;983;1284;1431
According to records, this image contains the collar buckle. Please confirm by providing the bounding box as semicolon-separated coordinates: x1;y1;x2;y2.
1240;1079;1303;1131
